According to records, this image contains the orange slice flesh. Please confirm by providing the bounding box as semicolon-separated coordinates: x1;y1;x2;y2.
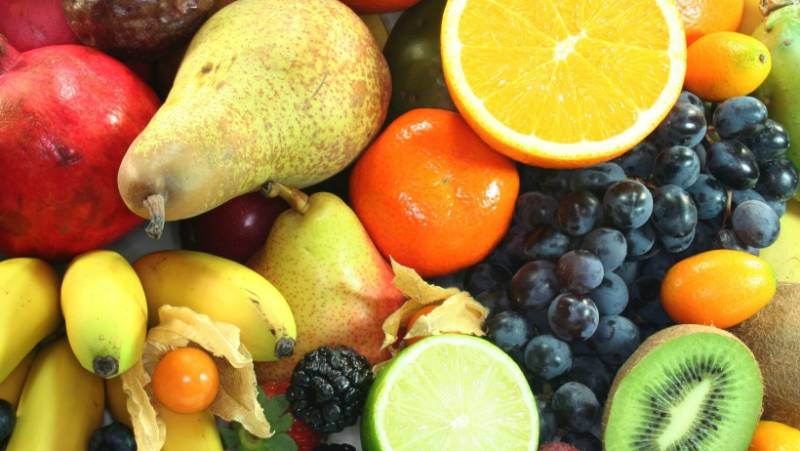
442;0;687;168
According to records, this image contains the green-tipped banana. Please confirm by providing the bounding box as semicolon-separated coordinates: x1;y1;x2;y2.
133;250;297;361
6;338;104;451
0;258;60;384
61;250;148;378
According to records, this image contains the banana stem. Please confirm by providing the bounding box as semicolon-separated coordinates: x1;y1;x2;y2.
143;194;166;240
762;0;799;15
0;34;21;74
261;182;310;214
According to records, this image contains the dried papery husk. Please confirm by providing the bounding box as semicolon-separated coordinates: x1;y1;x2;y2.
381;260;488;350
122;306;270;451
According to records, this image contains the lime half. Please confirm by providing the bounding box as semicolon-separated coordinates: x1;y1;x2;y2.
361;334;539;451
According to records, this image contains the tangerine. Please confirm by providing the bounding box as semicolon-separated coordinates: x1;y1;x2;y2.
350;108;519;277
677;0;745;44
749;420;800;451
661;249;776;328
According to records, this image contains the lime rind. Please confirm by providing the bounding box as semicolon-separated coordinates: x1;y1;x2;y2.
362;334;538;451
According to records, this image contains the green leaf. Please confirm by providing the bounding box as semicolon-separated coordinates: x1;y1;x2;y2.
219;424;240;448
272;410;294;433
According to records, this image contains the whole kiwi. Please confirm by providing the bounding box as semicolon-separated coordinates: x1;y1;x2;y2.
61;0;215;60
733;283;800;428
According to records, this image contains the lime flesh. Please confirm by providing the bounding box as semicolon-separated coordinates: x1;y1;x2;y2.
361;334;538;451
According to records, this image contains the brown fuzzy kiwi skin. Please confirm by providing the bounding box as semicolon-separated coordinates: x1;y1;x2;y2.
602;324;763;438
732;283;800;428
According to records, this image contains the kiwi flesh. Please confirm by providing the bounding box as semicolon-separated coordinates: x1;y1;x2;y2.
733;283;800;428
603;324;763;451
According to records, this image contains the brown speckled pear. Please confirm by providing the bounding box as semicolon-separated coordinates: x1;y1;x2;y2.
248;184;405;382
117;0;390;238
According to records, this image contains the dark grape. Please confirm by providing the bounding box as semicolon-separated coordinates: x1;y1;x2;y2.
515;191;558;229
639;254;674;279
562;355;612;401
707;140;760;189
588;315;641;366
732;200;780;248
713;229;760;255
739;119;790;162
556;250;605;294
623;223;656;258
588;272;629;315
603;180;654;230
0;399;14;443
687;174;727;220
551;382;600;433
653;146;701;187
563;433;603;451
511;260;560;310
755;158;799;201
652;185;697;237
678;90;704;109
557;191;602;236
537;400;557;443
732;188;766;209
712;96;768;138
519;165;542;192
524;334;572;380
614;142;657;178
580;227;627;272
654;101;707;147
660;228;696;253
524;227;572;261
767;200;787;217
487;225;528;271
570;163;626;194
465;263;510;295
694;143;707;170
633;298;674;329
686;220;717;255
547;293;600;341
541;170;573;196
615;260;640;286
476;289;514;313
486;311;531;352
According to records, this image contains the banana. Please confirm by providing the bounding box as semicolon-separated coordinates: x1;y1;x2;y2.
105;375;132;427
0;353;35;408
6;338;104;451
159;406;224;451
133;250;297;362
61;250;148;378
0;258;60;383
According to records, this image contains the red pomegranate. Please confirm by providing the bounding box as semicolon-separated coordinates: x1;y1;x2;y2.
0;35;160;260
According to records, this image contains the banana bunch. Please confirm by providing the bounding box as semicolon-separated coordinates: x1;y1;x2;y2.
6;338;104;451
133;250;297;362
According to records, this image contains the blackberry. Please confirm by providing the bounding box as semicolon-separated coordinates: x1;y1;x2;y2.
287;346;372;434
314;444;357;451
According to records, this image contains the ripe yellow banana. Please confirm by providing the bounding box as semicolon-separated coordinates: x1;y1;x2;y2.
0;353;35;408
159;406;224;451
133;250;297;362
0;258;60;383
105;375;132;427
6;338;104;451
61;250;148;378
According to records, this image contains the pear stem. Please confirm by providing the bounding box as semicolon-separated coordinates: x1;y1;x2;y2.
0;34;21;74
143;194;166;240
261;182;310;214
762;0;799;15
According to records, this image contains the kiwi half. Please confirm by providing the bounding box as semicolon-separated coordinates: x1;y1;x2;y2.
603;324;763;451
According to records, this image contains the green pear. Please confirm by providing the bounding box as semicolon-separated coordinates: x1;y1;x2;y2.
248;183;405;382
117;0;390;238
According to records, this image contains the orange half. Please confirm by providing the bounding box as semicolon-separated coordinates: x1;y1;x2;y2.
441;0;687;168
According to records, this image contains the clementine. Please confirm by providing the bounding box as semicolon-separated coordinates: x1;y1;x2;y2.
350;108;519;277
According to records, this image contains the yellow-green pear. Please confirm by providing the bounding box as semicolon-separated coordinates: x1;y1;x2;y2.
118;0;390;238
248;184;405;382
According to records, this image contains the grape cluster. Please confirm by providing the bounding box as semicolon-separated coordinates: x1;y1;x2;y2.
468;92;797;447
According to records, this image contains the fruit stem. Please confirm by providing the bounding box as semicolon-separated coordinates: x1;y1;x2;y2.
143;194;166;240
0;34;21;74
261;182;310;214
761;0;799;15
